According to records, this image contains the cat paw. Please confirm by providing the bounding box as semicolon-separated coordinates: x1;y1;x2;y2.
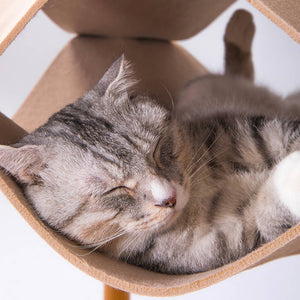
224;9;255;53
273;151;300;217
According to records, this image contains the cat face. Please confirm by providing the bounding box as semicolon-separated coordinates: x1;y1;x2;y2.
0;56;191;250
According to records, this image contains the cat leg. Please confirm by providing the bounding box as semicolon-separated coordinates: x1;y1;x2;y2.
224;9;255;81
254;151;300;243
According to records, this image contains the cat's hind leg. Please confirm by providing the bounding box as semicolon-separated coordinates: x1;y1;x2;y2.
224;9;255;81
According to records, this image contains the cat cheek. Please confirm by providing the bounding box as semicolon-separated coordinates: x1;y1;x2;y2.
86;176;109;195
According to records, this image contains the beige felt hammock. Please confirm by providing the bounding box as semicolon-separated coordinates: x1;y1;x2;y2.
1;0;300;299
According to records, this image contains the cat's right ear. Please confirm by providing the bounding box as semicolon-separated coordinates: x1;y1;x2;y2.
86;55;138;99
0;145;46;184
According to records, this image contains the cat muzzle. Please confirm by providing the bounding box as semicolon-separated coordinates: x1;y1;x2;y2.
150;178;176;208
155;194;176;208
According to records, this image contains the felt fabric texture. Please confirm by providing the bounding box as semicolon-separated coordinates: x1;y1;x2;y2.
1;0;300;296
13;37;206;132
42;0;235;40
0;0;47;55
246;0;300;44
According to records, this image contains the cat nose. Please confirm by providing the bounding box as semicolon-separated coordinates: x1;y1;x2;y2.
150;178;176;208
156;194;177;208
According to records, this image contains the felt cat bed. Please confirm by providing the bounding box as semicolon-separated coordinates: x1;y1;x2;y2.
1;0;300;297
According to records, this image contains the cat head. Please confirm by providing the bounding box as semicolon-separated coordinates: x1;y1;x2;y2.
0;56;191;254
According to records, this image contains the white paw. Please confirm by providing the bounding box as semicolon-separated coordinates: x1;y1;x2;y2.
273;151;300;217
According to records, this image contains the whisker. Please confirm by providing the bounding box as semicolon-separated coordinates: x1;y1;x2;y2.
190;171;214;185
185;128;214;174
77;230;126;257
160;82;175;113
189;147;229;179
120;231;142;259
187;129;224;176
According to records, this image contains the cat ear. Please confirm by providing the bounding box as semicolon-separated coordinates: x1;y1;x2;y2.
90;54;138;98
0;145;46;184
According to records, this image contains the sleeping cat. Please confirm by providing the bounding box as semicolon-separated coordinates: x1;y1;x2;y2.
0;10;299;274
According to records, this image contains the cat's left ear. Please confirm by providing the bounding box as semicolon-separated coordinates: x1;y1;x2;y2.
0;145;46;184
91;54;138;98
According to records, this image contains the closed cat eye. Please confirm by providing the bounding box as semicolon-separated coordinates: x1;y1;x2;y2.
102;186;132;196
152;136;179;170
152;137;163;169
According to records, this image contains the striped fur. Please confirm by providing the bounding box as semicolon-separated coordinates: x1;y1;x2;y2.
0;10;300;274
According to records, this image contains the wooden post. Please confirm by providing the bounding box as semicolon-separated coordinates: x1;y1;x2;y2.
104;285;130;300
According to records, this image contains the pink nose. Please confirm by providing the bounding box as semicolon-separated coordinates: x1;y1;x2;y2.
155;194;176;208
150;178;176;208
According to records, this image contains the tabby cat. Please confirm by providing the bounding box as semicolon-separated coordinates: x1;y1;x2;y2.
0;10;299;274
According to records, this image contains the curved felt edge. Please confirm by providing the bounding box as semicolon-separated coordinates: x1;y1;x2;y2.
246;0;300;44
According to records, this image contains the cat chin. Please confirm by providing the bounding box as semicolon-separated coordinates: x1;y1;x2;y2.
158;208;180;229
153;202;186;233
138;206;178;232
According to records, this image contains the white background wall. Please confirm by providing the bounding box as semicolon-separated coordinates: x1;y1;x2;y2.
0;0;300;299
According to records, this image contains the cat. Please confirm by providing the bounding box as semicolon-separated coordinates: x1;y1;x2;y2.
0;10;299;275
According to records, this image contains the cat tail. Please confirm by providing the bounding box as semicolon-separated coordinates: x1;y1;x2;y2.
224;9;255;81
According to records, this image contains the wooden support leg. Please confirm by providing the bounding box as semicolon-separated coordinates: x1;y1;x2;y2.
104;285;130;300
